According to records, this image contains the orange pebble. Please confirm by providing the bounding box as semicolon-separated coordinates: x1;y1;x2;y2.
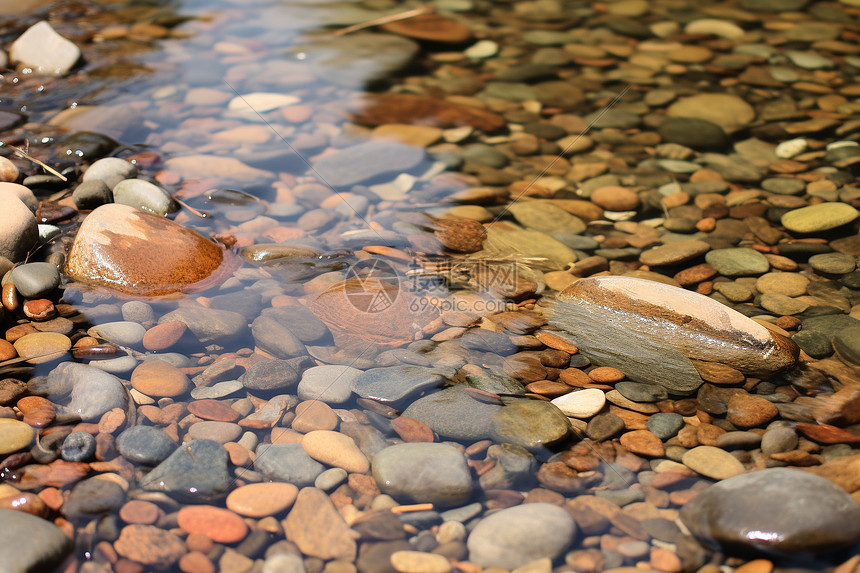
588;366;625;383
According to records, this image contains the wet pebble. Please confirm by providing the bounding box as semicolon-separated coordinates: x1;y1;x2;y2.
178;505;248;543
467;503;576;569
0;192;38;263
140;439;230;500
298;364;361;404
372;443;473;507
117;425;177;465
9;262;61;298
352;366;446;404
254;443;325;486
130;359;191;397
226;482;298;517
302;430;370;473
47;362;127;420
0;508;72;573
0;418;35;454
682;446;745;480
61;431;96;462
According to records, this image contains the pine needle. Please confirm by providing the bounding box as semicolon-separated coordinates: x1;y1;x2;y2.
333;5;432;36
8;144;67;182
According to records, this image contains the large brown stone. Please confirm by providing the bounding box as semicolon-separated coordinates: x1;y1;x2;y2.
64;203;233;297
350;93;505;132
547;276;798;393
283;487;359;560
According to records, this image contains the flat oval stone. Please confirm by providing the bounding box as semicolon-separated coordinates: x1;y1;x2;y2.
64;203;231;297
177;505;248;543
680;468;860;555
550;388;606;418
302;430;370;473
130;360;191;398
549;277;798;394
781;202;859;233
0;418;35;454
0;508;72;573
13;332;70;364
490;398;570;450
226;482;298;517
9;262;61;298
705;248;770;277
681;445;745;480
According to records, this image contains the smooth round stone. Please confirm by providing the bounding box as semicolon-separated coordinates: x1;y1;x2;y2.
648;413;684;440
491;398;570;450
82;156;138;185
832;326;860;365
131;360;191;397
760;426;798;454
140;439;230;501
781;203;859;233
254;443;325;486
117;425;176;465
72;179;113;210
727;394;778;428
0;418;35;454
65;204;227;297
639;239;710;267
142;320;186;351
715;431;762;450
315;467;348;491
13;332;70;364
251;315;306;359
352;366;446;404
761;177;805;195
467;503;576;569
178;505;248;544
756;272;809;297
551;388;606;418
241;359;299;392
372;443;473;507
402;386;500;441
681;468;860;555
666;93;755;129
62;477;125;517
226;482;298;517
0;191;38;263
0;182;36;212
302;430;370;473
187;421;242;444
760;293;809;315
657;117;730;150
809;252;856;275
0;508;72;573
45;362;128;421
682;446;745;480
61;431;96;462
113;178;177;216
88;354;140;375
89;321;146;346
391;551;452;573
615;381;668;403
508;202;586;234
9;262;61;298
297;365;361;404
114;524;187;568
122;301;155;323
190;380;244;400
459;330;517;355
705;248;770;277
587;413;626;441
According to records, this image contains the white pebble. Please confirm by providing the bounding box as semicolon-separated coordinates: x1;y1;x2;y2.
775;138;808;159
551;388;606;418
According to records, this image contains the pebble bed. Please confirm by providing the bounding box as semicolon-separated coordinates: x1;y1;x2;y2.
1;1;860;573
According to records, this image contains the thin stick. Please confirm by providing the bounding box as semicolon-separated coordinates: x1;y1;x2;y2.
390;503;434;513
333;5;433;36
173;196;208;219
8;144;68;182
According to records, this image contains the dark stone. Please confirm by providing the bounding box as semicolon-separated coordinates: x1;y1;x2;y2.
140;439;230;501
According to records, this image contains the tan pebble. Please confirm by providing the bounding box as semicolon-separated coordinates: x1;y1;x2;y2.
12;332;70;364
177;505;248;543
302;430;370;473
119;500;161;525
691;361;744;385
223;442;252;466
619;430;665;457
143;320;187;351
185;533;214;553
390;550;452;573
682;445;745;480
0;339;16;361
98;408;127;434
292;400;339;433
588;366;625;383
391;417;435;442
726;394;778;428
226;482;298;517
590;186;640;211
179;551;215;573
0;418;35;454
130;360;191;398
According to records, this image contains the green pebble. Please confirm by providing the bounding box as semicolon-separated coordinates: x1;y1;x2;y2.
781;202;859;233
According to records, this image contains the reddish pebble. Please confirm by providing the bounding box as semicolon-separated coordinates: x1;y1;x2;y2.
187;399;241;422
291;400;338;433
0;339;15;361
23;299;56;321
177;505;248;543
98;408;127;434
0;491;49;517
119;500;161;525
391;416;435;442
142;320;187;351
650;547;683;572
179;551;215;573
223;442;252;466
620;429;665;457
185;533;215;553
588;366;625;383
16;396;55;427
130;360;191;398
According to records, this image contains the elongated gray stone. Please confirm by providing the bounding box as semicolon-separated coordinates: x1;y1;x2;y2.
546;276;798;393
0;508;73;573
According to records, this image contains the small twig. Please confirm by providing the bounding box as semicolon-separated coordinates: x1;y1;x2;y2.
390;503;434;513
173;197;208;218
8;144;67;182
333;5;433;36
